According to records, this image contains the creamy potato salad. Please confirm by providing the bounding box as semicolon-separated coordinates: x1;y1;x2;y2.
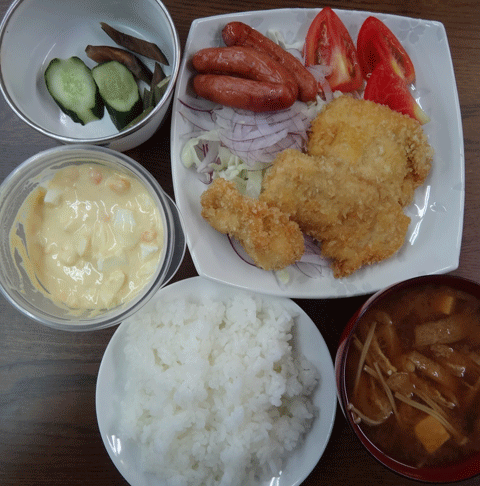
10;164;164;311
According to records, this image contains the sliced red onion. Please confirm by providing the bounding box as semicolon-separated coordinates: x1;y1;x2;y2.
214;105;300;126
196;141;220;173
228;236;256;266
308;64;333;78
218;128;289;152
230;135;305;165
281;236;326;277
180;98;315;166
295;261;328;278
308;65;334;102
179;106;216;132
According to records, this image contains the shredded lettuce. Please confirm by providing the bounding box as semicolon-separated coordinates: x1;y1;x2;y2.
180;130;221;169
181;131;268;198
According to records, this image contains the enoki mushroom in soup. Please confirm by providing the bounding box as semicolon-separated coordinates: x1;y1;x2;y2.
345;284;480;468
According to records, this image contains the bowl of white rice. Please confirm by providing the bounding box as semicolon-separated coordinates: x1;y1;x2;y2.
96;277;336;486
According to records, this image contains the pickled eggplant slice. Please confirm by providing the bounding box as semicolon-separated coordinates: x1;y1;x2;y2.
151;62;165;85
44;57;104;125
100;22;169;65
85;45;153;84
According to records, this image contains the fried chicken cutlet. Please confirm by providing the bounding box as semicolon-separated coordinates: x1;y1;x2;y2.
260;149;411;278
258;96;433;278
307;95;433;206
200;177;304;271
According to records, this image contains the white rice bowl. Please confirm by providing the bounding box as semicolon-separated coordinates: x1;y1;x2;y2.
119;292;319;486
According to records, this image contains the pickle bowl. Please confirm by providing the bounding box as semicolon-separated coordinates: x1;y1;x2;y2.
0;145;186;331
0;0;180;152
335;274;480;483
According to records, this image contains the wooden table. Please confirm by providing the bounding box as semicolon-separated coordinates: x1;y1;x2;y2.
0;0;479;484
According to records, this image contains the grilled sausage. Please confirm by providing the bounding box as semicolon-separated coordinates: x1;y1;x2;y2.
193;74;297;112
191;46;299;111
222;21;318;102
192;46;298;100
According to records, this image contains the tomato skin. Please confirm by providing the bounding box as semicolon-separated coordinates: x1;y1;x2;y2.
304;7;362;92
364;63;429;124
357;16;416;84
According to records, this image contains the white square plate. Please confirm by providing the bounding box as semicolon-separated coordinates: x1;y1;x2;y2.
171;8;464;298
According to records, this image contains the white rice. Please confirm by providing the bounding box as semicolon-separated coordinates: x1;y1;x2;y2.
120;292;319;486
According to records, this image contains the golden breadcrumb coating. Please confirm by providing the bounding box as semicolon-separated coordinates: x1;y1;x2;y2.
307;95;433;206
200;177;304;271
258;96;433;278
260;149;411;277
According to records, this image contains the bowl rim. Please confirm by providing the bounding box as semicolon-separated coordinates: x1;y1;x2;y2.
0;0;181;145
0;144;186;331
336;274;480;483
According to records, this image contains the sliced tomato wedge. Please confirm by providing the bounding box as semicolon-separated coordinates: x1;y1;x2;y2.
304;7;362;92
357;16;416;83
364;63;429;124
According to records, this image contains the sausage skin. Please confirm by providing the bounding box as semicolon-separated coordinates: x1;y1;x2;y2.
222;21;318;102
192;46;298;100
193;74;297;112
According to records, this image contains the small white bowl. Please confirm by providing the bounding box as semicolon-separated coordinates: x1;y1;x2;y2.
0;145;186;331
0;0;180;151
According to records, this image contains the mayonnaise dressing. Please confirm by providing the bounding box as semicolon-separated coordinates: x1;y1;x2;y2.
10;163;164;311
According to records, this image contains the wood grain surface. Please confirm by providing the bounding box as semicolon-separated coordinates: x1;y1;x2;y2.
0;0;479;484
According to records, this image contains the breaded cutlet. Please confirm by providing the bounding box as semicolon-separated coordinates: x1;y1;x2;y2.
307;95;433;206
260;149;411;277
200;177;304;271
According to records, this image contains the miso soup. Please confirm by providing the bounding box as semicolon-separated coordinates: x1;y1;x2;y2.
346;283;480;469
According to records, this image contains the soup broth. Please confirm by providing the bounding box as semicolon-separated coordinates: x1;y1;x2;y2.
346;283;480;469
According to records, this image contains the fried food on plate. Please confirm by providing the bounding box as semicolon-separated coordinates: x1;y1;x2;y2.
307;95;433;206
200;177;304;271
199;96;433;278
260;149;411;278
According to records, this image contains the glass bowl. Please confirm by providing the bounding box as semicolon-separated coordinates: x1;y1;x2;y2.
336;275;480;483
0;145;185;331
